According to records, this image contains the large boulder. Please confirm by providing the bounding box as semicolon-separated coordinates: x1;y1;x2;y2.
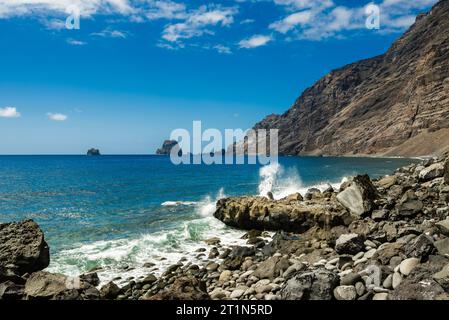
253;256;290;280
335;233;365;255
145;276;210;300
419;162;445;181
280;268;339;300
336;175;377;216
0;220;50;276
214;195;350;232
24;271;73;299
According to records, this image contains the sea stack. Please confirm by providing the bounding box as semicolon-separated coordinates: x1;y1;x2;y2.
156;140;182;156
87;148;101;156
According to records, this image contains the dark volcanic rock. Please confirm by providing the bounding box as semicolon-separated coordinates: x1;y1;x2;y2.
0;220;50;276
145;277;209;300
87;148;101;156
156;140;182;156
250;0;449;157
280;268;339;300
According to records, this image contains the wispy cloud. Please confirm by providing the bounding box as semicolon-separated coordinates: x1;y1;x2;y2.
161;5;238;43
91;28;128;38
214;44;232;54
239;34;272;49
67;38;87;46
47;113;68;121
0;107;21;118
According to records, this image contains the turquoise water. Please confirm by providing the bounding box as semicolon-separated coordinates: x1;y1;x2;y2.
0;155;419;284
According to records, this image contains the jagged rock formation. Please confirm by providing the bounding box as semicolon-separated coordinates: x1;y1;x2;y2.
253;0;449;157
156;140;182;156
87;148;101;156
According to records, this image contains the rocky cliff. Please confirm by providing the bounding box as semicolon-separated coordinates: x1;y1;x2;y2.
254;0;449;157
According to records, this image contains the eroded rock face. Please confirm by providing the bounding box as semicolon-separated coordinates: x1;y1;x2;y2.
336;175;378;216
213;195;350;232
250;0;449;157
0;220;50;276
156;140;182;156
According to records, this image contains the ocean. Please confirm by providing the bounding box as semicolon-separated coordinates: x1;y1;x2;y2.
0;155;420;285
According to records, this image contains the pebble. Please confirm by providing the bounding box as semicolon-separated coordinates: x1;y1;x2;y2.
399;258;420;276
372;293;389;300
334;285;357;300
383;274;392;289
392;272;403;289
230;289;245;299
355;282;366;296
364;249;377;259
353;252;365;261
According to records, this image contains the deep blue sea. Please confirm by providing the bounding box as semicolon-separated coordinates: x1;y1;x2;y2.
0;155;420;284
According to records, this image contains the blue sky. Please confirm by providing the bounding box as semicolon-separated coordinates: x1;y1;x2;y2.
0;0;438;154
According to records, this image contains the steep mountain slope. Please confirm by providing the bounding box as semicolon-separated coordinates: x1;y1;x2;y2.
254;0;449;157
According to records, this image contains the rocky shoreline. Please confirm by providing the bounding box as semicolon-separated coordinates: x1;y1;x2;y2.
1;157;449;300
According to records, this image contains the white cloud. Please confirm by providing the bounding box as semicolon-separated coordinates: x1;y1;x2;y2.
67;38;87;45
0;107;21;118
240;18;255;24
239;34;272;49
0;0;135;18
145;0;187;20
91;28;128;38
47;113;68;121
161;5;238;43
269;0;439;41
214;44;232;54
269;10;313;33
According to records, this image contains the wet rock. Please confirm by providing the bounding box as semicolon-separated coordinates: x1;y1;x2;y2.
204;237;221;246
214;196;350;232
305;188;321;200
336;175;377;216
280;268;339;300
141;274;157;285
0;220;50;276
335;233;365;255
100;281;121;300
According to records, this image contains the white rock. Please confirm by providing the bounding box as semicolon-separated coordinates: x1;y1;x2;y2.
334;285;357;301
373;293;389;300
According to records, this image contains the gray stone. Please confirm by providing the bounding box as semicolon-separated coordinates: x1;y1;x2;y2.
335;233;365;255
334;285;357;300
419;162;445;181
372;293;389;300
436;219;449;237
383;274;392;289
434;238;449;256
336;175;377;216
280;268;339;300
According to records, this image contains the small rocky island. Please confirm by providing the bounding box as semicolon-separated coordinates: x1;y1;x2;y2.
156;140;182;156
87;148;101;156
1;156;449;300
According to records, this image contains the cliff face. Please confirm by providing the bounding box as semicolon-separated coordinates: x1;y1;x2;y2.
254;0;449;157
